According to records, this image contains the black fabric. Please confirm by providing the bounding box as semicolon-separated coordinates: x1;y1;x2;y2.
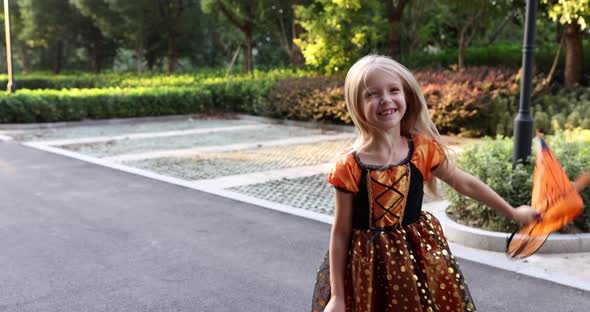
402;162;424;226
352;168;370;229
351;164;424;229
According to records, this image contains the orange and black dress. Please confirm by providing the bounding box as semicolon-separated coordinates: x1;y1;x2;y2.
311;133;477;312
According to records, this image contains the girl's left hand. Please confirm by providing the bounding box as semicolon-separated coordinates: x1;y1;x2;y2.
512;205;542;224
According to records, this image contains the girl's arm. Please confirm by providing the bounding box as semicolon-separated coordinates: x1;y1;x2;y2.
326;189;354;309
433;162;540;224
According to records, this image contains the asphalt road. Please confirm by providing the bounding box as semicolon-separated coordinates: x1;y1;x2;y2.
0;142;588;312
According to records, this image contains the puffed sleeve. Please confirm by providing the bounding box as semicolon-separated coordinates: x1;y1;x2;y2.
327;153;360;193
427;138;445;173
412;134;446;181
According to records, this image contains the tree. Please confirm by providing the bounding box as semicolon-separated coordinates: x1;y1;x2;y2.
202;0;272;73
73;0;199;73
76;15;118;72
268;1;307;66
294;0;387;74
543;0;590;86
436;0;496;68
72;0;157;72
385;0;410;59
18;0;83;73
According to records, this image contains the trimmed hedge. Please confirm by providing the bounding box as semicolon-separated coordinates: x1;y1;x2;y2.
445;129;590;233
402;42;590;73
1;69;589;139
0;87;213;123
0;69;310;90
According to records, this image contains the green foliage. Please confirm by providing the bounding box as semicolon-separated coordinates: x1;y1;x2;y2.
543;0;590;29
0;69;314;122
417;66;521;137
0;87;213;123
0;68;309;90
2;68;588;140
445;130;590;233
294;0;387;74
267;77;349;123
533;87;590;133
403;41;590;72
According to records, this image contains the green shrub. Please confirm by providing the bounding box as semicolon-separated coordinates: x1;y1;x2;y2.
0;87;213;123
0;68;311;90
416;66;522;136
403;42;590;72
1;68;588;137
266;77;349;124
445;129;590;233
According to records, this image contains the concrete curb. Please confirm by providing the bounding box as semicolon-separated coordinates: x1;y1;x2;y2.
0;113;357;133
0;114;209;130
427;201;590;254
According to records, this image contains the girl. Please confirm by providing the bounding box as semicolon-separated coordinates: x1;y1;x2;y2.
311;55;540;312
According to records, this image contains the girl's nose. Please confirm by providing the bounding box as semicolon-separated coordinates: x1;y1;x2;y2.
380;94;393;104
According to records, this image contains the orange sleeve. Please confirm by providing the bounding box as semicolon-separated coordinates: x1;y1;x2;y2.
412;134;446;181
428;138;445;173
327;153;360;193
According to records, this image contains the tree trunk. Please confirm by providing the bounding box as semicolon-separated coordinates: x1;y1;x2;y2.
385;0;409;59
136;46;145;72
216;0;255;73
458;32;465;69
168;35;177;73
19;44;31;73
92;46;102;73
53;40;64;74
165;0;178;73
564;22;583;87
243;30;253;73
92;35;102;73
388;21;402;59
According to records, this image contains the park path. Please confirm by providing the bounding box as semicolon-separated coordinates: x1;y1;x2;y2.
0;114;589;311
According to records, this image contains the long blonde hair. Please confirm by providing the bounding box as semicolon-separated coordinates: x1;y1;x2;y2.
344;54;449;197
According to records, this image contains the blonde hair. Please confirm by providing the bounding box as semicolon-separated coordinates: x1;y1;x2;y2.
344;54;450;197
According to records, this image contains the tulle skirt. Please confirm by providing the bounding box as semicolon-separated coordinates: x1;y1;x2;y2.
311;212;477;312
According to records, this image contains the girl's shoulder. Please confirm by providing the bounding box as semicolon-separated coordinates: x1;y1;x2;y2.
333;148;358;169
410;132;446;180
410;132;437;146
327;149;362;193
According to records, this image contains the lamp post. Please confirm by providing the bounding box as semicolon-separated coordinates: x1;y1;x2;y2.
3;0;15;93
513;0;537;167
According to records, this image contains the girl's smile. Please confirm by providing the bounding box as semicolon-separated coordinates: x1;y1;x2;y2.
362;69;407;130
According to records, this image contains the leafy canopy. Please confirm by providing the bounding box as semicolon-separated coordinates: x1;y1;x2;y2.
542;0;590;29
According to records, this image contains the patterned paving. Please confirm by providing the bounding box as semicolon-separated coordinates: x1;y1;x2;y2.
60;125;327;157
229;173;434;215
125;138;355;180
7;118;258;142
230;174;335;215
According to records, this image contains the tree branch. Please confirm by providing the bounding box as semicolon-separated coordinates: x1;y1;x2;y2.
216;0;246;31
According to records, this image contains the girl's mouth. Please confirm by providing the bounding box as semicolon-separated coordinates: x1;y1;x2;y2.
378;108;398;116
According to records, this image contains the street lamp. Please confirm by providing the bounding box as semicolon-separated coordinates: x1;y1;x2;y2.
513;0;537;166
3;0;15;93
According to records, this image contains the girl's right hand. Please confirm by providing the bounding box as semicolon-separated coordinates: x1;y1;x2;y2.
512;205;542;224
324;296;346;312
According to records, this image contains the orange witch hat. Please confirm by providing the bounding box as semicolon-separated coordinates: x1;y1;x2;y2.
506;133;589;259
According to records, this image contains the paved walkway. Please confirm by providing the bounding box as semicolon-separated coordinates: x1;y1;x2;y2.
1;114;589;296
1;140;589;311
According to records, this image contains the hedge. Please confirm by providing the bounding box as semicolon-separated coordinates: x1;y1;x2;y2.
0;69;588;139
445;129;590;233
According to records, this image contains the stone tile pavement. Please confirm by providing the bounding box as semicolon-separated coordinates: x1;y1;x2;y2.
1;114;588;292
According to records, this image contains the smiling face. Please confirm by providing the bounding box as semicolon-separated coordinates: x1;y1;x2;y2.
361;68;407;133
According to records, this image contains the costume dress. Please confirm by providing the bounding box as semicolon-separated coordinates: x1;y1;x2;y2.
311;133;477;312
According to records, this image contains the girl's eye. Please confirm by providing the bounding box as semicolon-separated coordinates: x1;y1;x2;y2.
390;88;399;93
367;92;377;97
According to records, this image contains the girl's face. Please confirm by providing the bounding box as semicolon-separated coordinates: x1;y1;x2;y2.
361;69;407;132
